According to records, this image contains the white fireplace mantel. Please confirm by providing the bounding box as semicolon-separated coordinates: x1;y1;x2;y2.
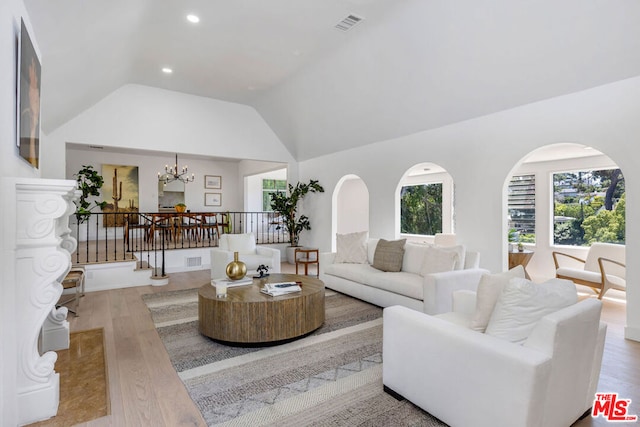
0;177;78;426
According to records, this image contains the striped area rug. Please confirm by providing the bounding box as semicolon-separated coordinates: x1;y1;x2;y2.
143;288;446;426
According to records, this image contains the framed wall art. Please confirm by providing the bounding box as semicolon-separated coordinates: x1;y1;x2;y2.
205;175;222;189
205;192;222;207
102;164;140;227
17;18;41;169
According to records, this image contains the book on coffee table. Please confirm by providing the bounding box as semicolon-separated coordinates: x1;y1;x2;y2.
260;282;302;296
212;277;254;287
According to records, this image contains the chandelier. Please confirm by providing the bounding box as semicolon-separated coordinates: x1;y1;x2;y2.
158;153;195;185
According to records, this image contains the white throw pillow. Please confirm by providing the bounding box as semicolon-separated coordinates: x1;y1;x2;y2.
435;244;466;270
402;242;431;274
470;266;525;332
334;231;368;264
485;277;578;344
419;246;459;276
225;233;256;254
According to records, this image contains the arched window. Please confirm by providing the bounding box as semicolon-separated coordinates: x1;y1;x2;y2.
398;163;454;237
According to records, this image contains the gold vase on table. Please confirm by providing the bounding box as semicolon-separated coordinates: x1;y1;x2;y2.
226;251;247;280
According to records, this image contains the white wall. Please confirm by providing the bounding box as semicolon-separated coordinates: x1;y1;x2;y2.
66;147;242;212
336;177;369;235
42;84;296;179
298;76;640;341
245;168;287;213
0;0;41;180
1;1;43;424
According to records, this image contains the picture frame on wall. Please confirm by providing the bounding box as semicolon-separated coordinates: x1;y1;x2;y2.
205;175;222;189
205;192;222;206
17;18;41;169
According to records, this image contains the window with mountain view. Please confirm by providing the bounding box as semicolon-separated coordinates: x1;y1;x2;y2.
400;183;443;236
553;168;625;246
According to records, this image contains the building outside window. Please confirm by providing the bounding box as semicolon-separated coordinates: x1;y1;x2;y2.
508;174;536;243
553;168;625;246
400;183;443;236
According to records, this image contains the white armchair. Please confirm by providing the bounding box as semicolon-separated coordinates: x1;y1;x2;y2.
383;293;606;427
210;233;281;279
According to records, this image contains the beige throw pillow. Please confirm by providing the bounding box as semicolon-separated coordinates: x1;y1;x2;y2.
419;246;459;276
402;242;431;274
334;231;368;264
372;239;406;272
469;266;525;332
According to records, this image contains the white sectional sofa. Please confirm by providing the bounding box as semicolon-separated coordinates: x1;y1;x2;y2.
319;238;488;315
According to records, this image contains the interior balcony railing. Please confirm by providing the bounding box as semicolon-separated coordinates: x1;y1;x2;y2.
71;211;288;265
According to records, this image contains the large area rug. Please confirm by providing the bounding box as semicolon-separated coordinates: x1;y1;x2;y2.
143;287;446;426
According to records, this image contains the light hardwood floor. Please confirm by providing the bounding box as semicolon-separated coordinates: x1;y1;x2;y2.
62;265;638;426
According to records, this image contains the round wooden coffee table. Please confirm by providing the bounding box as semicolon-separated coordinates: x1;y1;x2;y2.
198;273;325;344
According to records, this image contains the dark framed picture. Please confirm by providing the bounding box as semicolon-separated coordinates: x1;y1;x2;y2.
17;18;41;169
205;175;222;189
205;192;222;207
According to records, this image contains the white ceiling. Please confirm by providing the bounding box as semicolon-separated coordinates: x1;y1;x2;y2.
24;0;640;161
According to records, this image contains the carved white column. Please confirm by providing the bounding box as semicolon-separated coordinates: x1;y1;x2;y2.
42;187;79;352
11;178;77;425
41;307;70;352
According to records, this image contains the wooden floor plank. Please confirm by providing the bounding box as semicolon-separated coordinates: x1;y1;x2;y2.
112;316;166;426
137;328;205;427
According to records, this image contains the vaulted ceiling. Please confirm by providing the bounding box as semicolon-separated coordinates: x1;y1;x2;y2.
24;0;640;161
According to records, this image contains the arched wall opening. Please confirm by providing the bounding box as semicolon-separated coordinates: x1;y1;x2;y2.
395;162;454;243
503;142;626;301
330;174;370;251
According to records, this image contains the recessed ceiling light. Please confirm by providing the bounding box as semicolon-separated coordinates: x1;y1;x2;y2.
187;14;200;23
162;67;173;74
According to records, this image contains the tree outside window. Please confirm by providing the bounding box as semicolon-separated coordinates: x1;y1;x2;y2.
262;179;287;211
400;183;443;235
553;168;625;246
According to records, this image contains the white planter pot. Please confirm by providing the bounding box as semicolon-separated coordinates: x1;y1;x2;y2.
286;246;300;264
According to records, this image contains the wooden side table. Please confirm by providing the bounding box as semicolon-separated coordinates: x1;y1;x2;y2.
295;248;319;278
509;249;534;279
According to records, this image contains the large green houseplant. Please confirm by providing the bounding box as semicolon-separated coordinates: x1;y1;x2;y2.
269;179;324;254
74;165;107;224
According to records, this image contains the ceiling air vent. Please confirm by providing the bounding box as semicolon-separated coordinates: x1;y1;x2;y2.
335;14;364;32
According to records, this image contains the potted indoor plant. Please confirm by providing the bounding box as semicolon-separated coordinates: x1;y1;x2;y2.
175;203;187;213
269;179;324;263
508;227;520;252
74;165;107;224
